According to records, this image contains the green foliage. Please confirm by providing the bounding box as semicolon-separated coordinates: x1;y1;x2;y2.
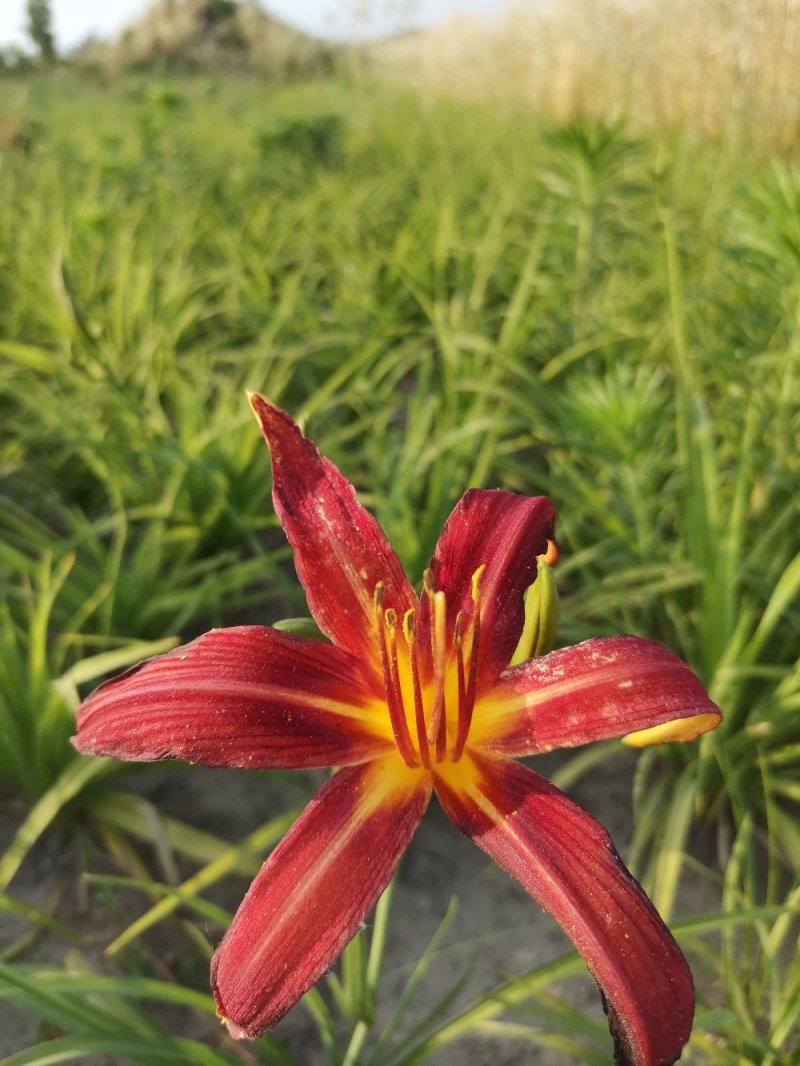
255;113;344;177
0;549;180;803
0;74;798;1063
0;957;247;1065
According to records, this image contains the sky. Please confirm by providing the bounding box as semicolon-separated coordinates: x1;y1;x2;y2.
0;0;509;52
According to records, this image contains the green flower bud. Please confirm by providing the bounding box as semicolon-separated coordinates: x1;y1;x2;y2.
510;550;560;664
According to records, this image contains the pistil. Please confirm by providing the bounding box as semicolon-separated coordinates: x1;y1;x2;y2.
426;590;448;761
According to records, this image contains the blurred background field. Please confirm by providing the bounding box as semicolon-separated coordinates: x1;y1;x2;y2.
1;1;800;1064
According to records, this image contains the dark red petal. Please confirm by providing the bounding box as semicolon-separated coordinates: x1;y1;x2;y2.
472;635;721;756
212;756;431;1038
250;395;416;666
434;752;694;1066
73;627;393;770
421;489;555;689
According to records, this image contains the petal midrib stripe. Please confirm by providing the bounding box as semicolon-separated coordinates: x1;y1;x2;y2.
457;767;643;1007
486;659;680;715
248;774;411;972
91;679;378;720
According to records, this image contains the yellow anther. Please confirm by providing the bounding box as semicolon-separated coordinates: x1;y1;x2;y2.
471;564;486;603
422;568;434;598
402;608;415;645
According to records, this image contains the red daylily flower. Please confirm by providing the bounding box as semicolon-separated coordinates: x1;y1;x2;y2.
73;396;721;1066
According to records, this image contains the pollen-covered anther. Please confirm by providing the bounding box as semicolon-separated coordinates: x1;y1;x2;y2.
374;572;484;767
471;564;486;602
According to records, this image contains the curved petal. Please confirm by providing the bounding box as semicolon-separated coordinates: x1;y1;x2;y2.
212;755;431;1038
435;752;694;1066
250;395;416;666
471;635;721;756
73;627;394;770
421;489;556;690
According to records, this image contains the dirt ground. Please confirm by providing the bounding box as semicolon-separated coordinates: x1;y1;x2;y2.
0;749;719;1064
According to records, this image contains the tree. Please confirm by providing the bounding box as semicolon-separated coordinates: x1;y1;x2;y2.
26;0;56;63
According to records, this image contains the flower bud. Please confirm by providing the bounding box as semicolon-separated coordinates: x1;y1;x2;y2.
510;541;560;664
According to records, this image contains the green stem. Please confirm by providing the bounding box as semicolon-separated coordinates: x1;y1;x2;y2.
341;875;397;1064
341;1020;370;1066
366;874;396;995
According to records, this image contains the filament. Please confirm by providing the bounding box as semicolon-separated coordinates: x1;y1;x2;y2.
375;586;417;767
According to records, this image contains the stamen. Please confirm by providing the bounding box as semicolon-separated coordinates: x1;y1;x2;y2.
375;589;416;768
467;606;480;713
404;610;430;770
452;582;482;762
452;613;468;760
422;568;434;598
426;590;447;760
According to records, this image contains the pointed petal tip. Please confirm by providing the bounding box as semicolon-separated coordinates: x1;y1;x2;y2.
425;489;557;690
477;635;722;757
248;393;300;437
214;969;259;1040
248;391;276;423
622;709;722;748
247;397;416;663
210;759;430;1040
218;1011;250;1041
435;752;695;1066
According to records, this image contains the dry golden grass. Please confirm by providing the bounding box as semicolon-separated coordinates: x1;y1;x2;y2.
371;0;800;149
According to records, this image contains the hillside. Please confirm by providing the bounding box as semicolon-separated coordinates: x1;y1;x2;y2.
74;0;337;77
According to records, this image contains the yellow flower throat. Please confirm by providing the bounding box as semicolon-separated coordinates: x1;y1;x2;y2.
373;566;485;770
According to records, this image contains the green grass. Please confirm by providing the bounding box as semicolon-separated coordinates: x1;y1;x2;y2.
1;72;798;1063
